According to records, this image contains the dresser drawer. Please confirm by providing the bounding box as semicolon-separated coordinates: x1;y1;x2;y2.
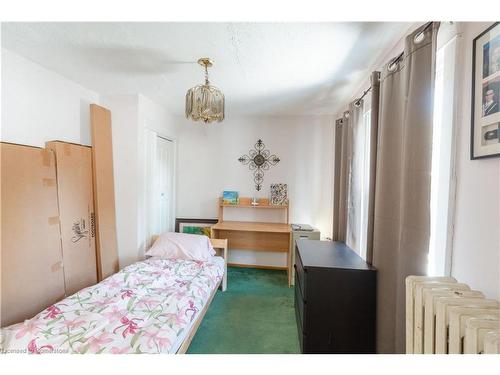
298;331;307;353
294;294;307;353
294;293;303;332
294;247;306;299
294;278;306;330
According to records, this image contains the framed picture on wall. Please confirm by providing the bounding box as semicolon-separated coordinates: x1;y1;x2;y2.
174;218;218;238
471;22;500;159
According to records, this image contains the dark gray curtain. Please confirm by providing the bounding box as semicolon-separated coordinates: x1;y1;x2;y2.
332;118;343;240
332;114;350;242
370;22;440;353
365;71;380;265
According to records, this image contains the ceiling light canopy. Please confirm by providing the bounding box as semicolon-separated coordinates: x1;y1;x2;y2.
185;58;225;124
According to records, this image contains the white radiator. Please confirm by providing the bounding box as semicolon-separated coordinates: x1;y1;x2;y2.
406;276;500;354
484;331;500;354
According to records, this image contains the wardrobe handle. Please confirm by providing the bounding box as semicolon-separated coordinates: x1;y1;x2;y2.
90;212;96;238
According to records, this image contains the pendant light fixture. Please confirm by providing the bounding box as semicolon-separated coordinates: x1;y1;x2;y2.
185;58;225;124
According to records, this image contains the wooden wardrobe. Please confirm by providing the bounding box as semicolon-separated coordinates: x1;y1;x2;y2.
46;141;98;295
1;103;119;327
1;143;66;327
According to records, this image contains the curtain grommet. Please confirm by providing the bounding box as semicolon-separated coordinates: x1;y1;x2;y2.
414;31;426;44
388;62;398;72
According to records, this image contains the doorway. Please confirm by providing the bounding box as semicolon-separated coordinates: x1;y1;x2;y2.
143;129;176;251
155;135;175;235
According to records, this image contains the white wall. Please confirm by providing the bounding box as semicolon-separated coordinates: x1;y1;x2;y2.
451;22;500;300
98;95;140;269
100;94;178;268
0;49;178;269
175;114;334;267
1;49;98;147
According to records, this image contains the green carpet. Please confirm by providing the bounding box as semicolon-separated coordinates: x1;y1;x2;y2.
187;267;300;354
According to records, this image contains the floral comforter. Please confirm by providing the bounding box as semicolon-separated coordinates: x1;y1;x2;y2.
0;257;224;354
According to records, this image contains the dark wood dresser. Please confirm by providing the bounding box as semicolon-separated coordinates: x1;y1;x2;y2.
294;239;377;353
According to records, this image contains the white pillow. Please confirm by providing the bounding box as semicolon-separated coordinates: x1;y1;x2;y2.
145;232;216;261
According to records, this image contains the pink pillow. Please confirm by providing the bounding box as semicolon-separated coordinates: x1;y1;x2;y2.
145;232;216;261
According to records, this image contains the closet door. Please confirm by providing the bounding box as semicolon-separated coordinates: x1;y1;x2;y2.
156;136;175;234
1;142;65;327
46;141;97;295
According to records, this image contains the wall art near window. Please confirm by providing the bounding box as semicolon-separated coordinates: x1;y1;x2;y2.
471;22;500;159
175;218;218;238
270;183;288;205
238;139;280;191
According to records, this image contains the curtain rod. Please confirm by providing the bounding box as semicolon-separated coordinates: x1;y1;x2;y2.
354;86;372;107
343;22;434;120
342;86;372;119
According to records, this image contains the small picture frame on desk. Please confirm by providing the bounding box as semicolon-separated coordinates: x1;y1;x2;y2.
175;218;218;238
270;183;288;205
222;191;239;204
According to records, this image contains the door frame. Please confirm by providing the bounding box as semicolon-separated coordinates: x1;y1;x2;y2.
155;133;177;233
142;126;177;251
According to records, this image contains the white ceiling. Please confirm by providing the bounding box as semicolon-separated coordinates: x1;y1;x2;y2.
1;22;410;116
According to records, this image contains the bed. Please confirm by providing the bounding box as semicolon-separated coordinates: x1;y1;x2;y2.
0;241;227;354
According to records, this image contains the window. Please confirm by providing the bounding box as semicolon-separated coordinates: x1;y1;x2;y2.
428;25;459;276
358;105;372;260
346;94;372;260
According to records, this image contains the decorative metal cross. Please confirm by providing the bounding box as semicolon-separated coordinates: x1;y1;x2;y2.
238;139;280;191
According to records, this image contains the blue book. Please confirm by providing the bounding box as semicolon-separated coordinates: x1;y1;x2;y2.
222;191;239;204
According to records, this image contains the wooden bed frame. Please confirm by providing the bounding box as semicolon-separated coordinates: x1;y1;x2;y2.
176;238;228;354
1;228;227;354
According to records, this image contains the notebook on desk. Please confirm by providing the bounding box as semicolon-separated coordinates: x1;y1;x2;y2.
291;223;314;231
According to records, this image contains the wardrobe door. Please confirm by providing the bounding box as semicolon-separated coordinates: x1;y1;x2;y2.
46;141;97;295
1;142;65;327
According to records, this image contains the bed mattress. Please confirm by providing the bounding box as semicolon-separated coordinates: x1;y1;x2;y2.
0;256;224;354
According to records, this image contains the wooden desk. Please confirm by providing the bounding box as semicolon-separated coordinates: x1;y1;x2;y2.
211;221;292;286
